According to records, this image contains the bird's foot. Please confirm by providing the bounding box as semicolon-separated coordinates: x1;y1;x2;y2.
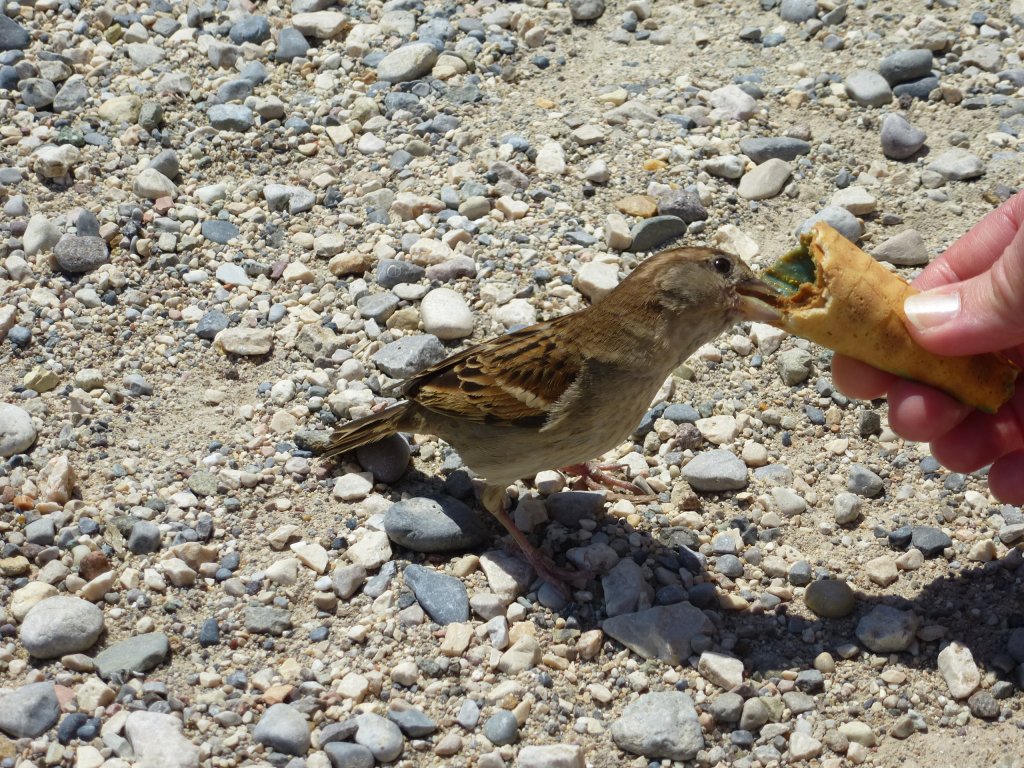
560;462;656;502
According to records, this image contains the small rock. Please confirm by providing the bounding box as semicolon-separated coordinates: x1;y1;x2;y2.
880;114;927;160
879;49;933;85
403;564;469;625
937;641;980;699
844;70;893;107
629;216;688;252
681;449;748;492
856;606;918;652
355;713;404;762
737;159;792;200
873;230;929;266
610;691;704;761
0;403;36;457
20;596;104;659
94;633;170;679
0;683;60;738
804;579;856;618
848;464;884;497
385;497;488;553
928;149;985;181
483;710;519;745
253;704;310;756
124;712;200;768
420;288;474;340
796;206;863;242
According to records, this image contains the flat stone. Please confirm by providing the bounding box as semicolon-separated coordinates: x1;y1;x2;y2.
848;464;883;497
245;606;292;635
738;158;792;200
324;742;374;768
698;651;744;690
0;683;60;738
372;334;446;378
708;84;758;121
214;327;273;356
928;149;985;181
20;596;104;659
629;215;688;252
0;15;31;51
516;745;585;768
844;69;893;107
94;633;170;679
208;104;254;131
403;564;469;625
911;525;951;556
682;449;748;492
796;206;863;242
779;0;816;22
124;712;199;768
937;641;980;699
133;168;176;199
739;137;810;163
602;602;714;664
292;11;349;38
879;49;933;85
610;691;704;761
384;496;488;553
873;229;929;266
377;43;438;82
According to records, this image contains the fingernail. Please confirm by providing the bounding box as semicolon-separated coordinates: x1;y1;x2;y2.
905;290;960;330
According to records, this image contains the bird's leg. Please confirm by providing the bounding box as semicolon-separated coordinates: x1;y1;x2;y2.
560;462;656;501
480;484;590;596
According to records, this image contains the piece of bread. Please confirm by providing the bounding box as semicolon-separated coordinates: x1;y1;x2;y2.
763;222;1018;413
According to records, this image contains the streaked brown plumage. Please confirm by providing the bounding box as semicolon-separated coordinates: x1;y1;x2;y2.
324;247;778;591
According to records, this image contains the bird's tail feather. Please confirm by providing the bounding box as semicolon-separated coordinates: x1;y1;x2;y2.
322;402;410;459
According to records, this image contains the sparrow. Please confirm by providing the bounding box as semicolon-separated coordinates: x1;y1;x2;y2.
323;247;779;592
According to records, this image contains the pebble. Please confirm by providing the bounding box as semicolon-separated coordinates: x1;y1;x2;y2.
354;435;410;484
880;113;927;160
253;704;311;756
602;603;713;664
804;579;856;618
372;335;446;378
0;403;36;457
657;189;707;222
0;682;60;738
928;149;985;181
709;84;759;121
844;70;893;107
420;287;474;339
124;712;200;768
856;606;918;652
911;526;951;556
796;206;864;242
94;632;170;679
872;229;929;266
737;159;792;200
937;641;981;699
214;327;274;356
355;713;404;762
516;745;585;768
403;564;470;624
569;0;606;21
879;49;934;84
483;710;519;745
385;496;488;552
847;464;884;497
681;449;748;491
739;137;811;163
629;216;688;252
777;348;812;385
698;651;744;690
833;492;862;524
19;596;104;659
324;742;375;768
610;691;704;761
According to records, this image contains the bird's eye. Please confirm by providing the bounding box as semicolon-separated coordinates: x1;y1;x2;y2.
712;256;733;275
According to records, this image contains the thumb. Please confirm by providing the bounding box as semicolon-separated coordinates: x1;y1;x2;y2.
904;253;1024;356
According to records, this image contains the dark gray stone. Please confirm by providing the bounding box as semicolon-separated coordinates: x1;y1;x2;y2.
202;220;240;244
0;683;60;738
879;49;933;85
53;235;109;273
387;707;437;737
910;526;951;556
0;15;30;51
196;310;230;340
384;496;488;553
739;137;811;163
229;15;271;45
94;633;170;679
355;434;410;484
276;28;311;62
482;710;519;745
656;189;707;222
629;215;689;252
880;113;927;160
376;258;425;288
403;564;469;625
20;78;56;108
324;742;374;768
253;704;310;756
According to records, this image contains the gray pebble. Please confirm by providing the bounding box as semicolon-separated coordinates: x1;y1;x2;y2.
323;742;374;768
229;15;271;45
149;149;180;179
968;691;999;719
880;113;927;160
355;713;404;762
355;434;410;483
20;596;104;659
796;205;863;242
833;492;862;524
53;77;88;111
377;258;425;288
244;606;292;635
848;464;883;497
602;603;713;665
610;691;704;761
331;564;367;599
893;76;939;101
403;564;469;625
569;0;605;20
372;334;446;378
128;520;161;554
856;606;918;652
94;632;170;680
357;292;400;322
387;707;437;737
196;310;230;340
253;704;310;756
844;70;893;107
123;373;153;397
0;682;60;738
872;229;929;266
657;190;707;222
715;554;744;578
928;148;985;181
879;49;933;85
384;496;487;553
20;78;56;108
0;15;31;51
788;560;812;586
24;517;55;545
377;43;439;83
457;699;481;729
276;28;311;62
483;710;519;745
739;697;770;731
739;137;811;163
707;692;744;723
910;526;951;556
777;348;812;386
629;215;689;252
208;104;254;131
779;0;816;21
205;221;242;246
682;449;747;492
53;235;109;274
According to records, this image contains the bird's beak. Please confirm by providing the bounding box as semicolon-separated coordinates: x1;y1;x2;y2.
734;277;783;323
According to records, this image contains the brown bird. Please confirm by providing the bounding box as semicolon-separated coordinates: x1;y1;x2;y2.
323;247;778;591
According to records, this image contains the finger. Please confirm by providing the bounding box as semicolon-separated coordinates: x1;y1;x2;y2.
988;450;1024;505
928;407;1024;473
830;354;894;401
904;226;1024;356
885;378;972;442
912;191;1024;292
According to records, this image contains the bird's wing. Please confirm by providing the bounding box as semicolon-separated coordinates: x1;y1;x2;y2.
403;313;585;428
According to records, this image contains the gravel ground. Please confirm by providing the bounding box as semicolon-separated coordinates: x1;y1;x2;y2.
1;0;1024;766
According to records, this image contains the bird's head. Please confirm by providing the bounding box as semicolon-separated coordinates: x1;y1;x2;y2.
636;247;782;325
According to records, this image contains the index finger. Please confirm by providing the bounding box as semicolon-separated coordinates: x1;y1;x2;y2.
915;191;1024;291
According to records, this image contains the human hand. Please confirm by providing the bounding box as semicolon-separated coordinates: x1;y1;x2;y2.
832;191;1024;504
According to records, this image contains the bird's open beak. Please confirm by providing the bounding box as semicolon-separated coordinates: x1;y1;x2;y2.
735;278;783;323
